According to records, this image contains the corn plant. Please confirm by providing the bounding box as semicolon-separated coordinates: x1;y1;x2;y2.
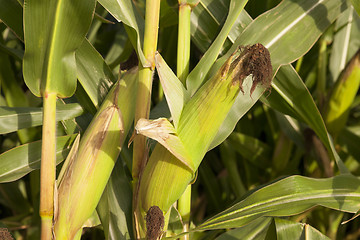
0;0;360;239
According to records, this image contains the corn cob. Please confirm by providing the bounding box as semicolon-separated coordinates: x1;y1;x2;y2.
136;44;272;237
53;68;137;239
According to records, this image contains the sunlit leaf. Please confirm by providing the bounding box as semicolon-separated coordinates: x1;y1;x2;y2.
154;52;190;127
0;104;84;134
196;174;360;230
329;6;360;83
76;39;116;109
23;0;96;97
187;0;249;94
0;134;77;183
206;0;348;173
97;0;147;66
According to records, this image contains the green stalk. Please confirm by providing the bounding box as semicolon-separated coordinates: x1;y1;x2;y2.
133;0;161;183
40;91;57;240
178;185;191;238
177;2;192;239
133;0;161;238
177;3;191;84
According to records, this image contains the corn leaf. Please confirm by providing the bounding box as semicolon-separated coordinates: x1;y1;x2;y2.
329;6;360;83
214;217;272;240
0;2;116;110
76;39;116;109
154;53;190;128
23;0;96;97
186;0;249;94
97;158;133;240
275;218;330;240
0;50;37;143
324;50;360;136
190;0;252;55
206;0;349;172
263;65;348;173
0;134;77;183
228;132;271;169
350;0;360;16
338;126;360;160
0;0;23;40
98;0;147;66
195;174;360;230
0;104;84;134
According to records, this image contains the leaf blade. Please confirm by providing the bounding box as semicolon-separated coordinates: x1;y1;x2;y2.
23;0;96;97
196;175;360;230
0;134;77;183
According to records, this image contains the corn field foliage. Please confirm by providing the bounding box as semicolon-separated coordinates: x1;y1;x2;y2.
0;0;360;239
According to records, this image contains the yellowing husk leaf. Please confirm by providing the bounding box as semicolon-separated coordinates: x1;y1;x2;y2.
324;50;360;137
135;118;194;172
54;68;137;239
137;44;272;233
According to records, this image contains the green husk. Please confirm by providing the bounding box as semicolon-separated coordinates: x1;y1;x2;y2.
53;68;137;239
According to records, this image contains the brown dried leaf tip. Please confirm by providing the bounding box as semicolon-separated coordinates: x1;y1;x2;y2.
145;206;165;240
235;43;273;96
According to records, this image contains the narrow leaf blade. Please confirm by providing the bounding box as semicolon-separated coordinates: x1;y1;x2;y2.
0;134;77;183
196;175;360;230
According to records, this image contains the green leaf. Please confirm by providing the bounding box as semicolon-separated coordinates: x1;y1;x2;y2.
220;141;246;198
190;0;252;55
97;157;133;240
0;42;24;61
76;39;116;109
0;134;77;183
154;52;190;128
228;132;271;169
338;126;360;160
215;217;272;240
329;6;360;83
195;174;360;230
207;0;349;173
0;181;32;214
0;50;37;143
187;0;249;94
264;65;348;173
0;0;23;40
275;218;330;240
190;0;230;54
232;0;347;71
97;0;147;66
23;0;96;97
324;50;360;136
274;112;304;150
350;0;360;16
0;103;84;134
